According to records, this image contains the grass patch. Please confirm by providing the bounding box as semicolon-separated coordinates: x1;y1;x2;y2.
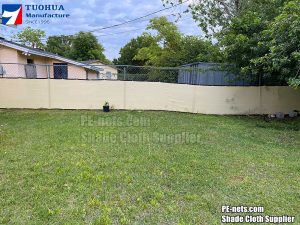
0;109;299;224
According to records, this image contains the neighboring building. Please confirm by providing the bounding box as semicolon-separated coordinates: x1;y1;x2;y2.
178;62;257;86
81;60;118;80
0;38;102;79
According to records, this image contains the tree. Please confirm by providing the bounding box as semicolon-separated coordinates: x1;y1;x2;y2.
180;35;223;64
220;0;299;85
134;16;182;66
134;16;222;66
114;33;156;65
45;35;73;58
164;0;299;86
14;27;46;48
116;16;222;83
162;0;286;36
69;32;108;62
162;0;246;35
220;11;266;70
244;1;300;86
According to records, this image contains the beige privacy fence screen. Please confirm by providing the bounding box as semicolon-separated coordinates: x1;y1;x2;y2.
0;79;299;114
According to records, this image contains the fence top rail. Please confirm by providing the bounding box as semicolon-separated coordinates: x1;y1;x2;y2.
0;63;233;71
0;63;103;70
0;63;63;66
75;64;237;72
0;63;182;70
112;65;185;70
0;63;174;68
0;62;95;66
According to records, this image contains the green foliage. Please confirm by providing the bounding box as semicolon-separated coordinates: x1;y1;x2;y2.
147;16;182;50
220;11;267;69
68;32;107;62
45;35;73;58
133;16;222;67
114;33;156;65
163;0;248;36
116;16;222;83
221;0;300;85
180;35;223;63
14;27;46;48
15;29;109;63
163;0;299;87
163;0;286;36
134;17;181;67
247;0;300;85
288;76;300;89
45;32;109;63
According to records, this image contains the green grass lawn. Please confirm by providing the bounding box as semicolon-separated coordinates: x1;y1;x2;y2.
0;109;299;224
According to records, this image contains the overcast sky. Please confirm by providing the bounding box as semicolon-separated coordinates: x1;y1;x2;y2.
1;0;203;60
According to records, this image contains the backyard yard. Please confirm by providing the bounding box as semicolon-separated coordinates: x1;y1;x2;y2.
0;109;299;224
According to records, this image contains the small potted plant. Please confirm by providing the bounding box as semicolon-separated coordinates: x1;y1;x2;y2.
103;101;110;112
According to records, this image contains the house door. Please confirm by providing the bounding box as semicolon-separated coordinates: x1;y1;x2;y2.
25;59;37;78
53;63;68;79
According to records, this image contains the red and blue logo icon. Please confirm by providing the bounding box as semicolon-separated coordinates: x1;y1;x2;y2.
1;4;22;25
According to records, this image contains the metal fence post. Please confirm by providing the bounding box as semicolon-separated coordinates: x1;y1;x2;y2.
46;65;50;79
123;66;127;81
46;65;51;109
258;73;262;86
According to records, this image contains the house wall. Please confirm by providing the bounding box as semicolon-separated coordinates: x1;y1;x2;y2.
0;45;18;62
90;62;118;80
0;45;19;77
17;52;48;78
0;79;299;115
0;45;97;79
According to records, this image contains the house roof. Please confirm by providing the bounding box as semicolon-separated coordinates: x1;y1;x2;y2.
0;38;103;72
81;60;104;64
81;60;117;70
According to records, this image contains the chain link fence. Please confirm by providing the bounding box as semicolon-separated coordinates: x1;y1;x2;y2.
0;63;103;80
0;63;258;86
114;65;179;83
